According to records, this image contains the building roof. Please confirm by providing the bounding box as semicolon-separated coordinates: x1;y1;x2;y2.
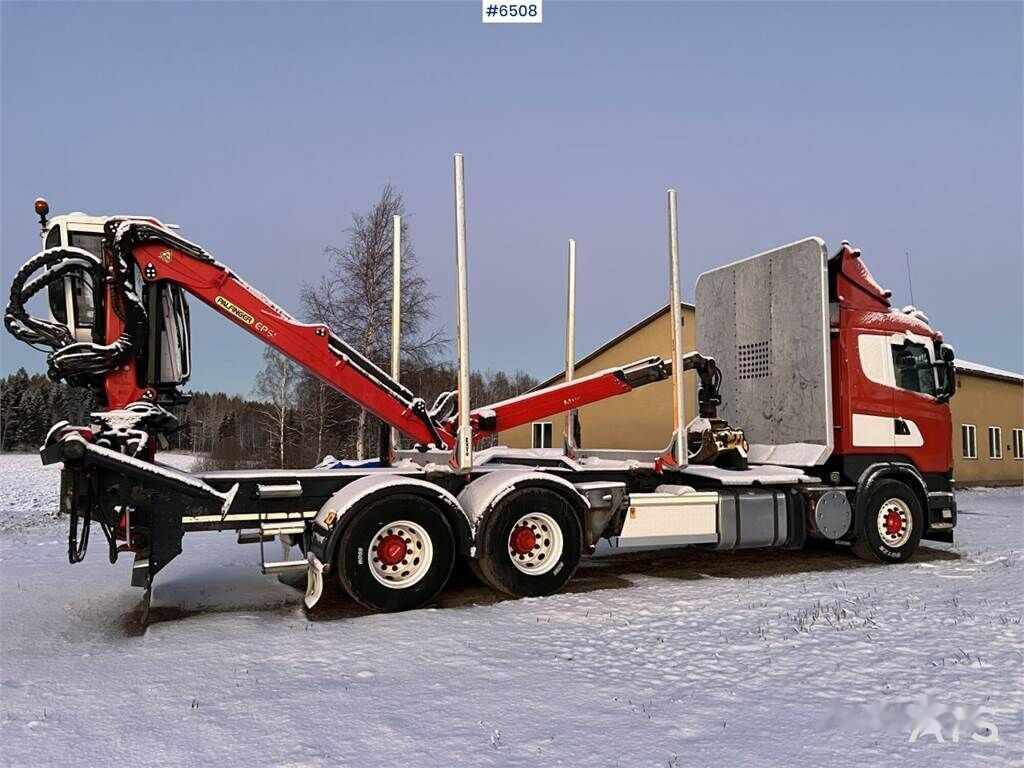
955;359;1024;385
533;301;694;390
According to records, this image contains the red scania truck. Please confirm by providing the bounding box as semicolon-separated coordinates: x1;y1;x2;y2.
5;157;958;614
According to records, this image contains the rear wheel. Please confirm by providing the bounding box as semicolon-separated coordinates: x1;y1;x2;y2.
473;486;582;598
852;479;923;563
336;493;455;612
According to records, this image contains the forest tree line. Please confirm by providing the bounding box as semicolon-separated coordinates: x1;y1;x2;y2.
1;186;539;467
0;364;537;468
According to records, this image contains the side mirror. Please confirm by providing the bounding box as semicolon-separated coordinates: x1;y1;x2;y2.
934;343;956;402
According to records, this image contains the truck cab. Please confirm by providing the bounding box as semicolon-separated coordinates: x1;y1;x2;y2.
829;242;957;477
696;237;958;557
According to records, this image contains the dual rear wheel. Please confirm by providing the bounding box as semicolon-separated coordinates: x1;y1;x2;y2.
470;486;583;598
333;486;584;612
335;493;455;613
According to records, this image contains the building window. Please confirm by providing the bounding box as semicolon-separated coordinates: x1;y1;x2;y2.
1013;429;1024;460
988;427;1003;459
531;422;553;449
961;424;977;459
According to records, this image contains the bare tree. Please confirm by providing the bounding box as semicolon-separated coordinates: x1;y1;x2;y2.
253;348;300;468
300;185;447;458
297;372;344;464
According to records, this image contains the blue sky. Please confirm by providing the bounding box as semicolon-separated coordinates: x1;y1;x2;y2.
2;1;1021;395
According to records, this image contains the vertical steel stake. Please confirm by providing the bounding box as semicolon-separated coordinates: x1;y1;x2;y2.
564;238;578;454
667;189;687;466
453;154;473;470
390;214;402;454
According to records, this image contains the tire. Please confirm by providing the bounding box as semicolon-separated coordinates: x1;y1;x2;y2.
851;479;924;563
473;486;583;598
336;493;455;612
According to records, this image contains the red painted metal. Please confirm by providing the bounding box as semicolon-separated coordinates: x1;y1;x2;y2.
124;241;649;450
830;244;953;474
883;508;903;536
509;525;537;556
461;370;633;440
375;534;408;566
132;241;450;446
101;258;150;407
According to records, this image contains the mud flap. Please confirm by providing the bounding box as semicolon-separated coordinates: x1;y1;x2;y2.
304;553;325;609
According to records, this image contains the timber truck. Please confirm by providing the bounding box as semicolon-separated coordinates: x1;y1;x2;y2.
4;155;959;614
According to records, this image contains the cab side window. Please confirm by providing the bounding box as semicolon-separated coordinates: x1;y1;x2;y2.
45;227;67;323
891;341;936;396
45;226;62;249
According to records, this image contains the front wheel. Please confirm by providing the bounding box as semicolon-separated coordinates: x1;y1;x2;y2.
472;486;582;598
336;494;455;612
851;479;923;563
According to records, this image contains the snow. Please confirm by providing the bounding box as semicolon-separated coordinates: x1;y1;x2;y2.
0;452;195;536
956;359;1024;383
1;452;1021;766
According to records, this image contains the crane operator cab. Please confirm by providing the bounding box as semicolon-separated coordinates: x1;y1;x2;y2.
35;199;192;397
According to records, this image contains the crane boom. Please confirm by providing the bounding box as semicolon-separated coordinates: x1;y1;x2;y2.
8;215;672;450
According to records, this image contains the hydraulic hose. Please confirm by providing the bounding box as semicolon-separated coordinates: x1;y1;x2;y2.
5;239;146;383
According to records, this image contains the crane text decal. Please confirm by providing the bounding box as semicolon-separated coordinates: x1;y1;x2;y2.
215;296;254;325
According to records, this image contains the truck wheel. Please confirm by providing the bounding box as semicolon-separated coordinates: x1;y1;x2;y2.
851;480;923;563
474;486;582;598
336;494;455;612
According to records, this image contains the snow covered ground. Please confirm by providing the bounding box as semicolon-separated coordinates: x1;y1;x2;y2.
1;452;1021;767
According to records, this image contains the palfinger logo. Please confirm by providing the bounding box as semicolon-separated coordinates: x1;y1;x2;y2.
215;296;254;325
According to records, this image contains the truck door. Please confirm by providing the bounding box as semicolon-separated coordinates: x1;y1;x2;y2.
888;335;951;473
852;330;950;472
852;333;897;451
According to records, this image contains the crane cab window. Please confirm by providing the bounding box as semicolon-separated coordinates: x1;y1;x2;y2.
891;341;937;396
44;226;99;337
44;226;62;250
66;231;103;329
67;231;105;261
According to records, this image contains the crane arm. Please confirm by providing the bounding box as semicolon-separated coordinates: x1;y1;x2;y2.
108;220;671;448
114;220;449;448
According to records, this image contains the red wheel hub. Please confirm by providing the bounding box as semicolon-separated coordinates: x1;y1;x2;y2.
883;509;904;536
509;525;537;556
376;534;407;566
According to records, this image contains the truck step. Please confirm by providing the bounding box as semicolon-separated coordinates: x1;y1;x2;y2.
260;522;306;537
262;559;309;575
237;530;274;544
256;482;303;499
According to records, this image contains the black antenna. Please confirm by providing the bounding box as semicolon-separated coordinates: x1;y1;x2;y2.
905;250;916;306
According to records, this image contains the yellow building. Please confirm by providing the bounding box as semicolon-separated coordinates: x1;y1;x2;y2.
499;304;1024;487
950;361;1024;486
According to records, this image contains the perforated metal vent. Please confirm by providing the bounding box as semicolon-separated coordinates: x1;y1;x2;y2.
737;340;770;380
